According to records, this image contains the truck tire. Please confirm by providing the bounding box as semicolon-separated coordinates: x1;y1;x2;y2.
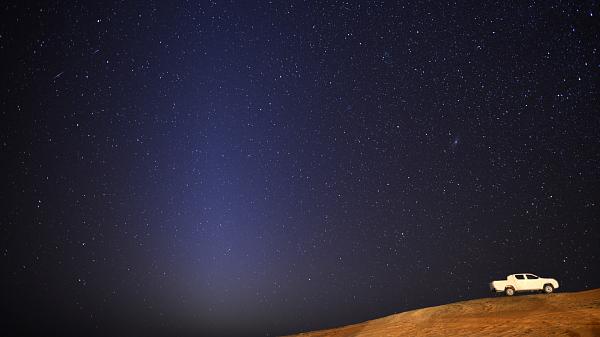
543;284;554;294
505;287;515;296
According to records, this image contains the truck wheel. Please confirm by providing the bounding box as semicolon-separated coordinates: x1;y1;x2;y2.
505;287;515;296
543;284;554;294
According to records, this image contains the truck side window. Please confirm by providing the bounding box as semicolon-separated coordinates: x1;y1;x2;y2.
515;274;525;280
526;275;539;279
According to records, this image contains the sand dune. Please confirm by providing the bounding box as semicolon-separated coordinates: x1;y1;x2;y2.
285;288;600;337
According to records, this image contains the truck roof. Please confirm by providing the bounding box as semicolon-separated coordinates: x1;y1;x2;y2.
508;273;536;277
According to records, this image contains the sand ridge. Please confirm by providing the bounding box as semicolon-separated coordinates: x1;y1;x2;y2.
285;288;600;337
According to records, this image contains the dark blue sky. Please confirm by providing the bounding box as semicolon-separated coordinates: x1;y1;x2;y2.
2;1;599;336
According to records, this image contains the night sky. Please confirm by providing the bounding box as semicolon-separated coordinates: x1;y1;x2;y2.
2;1;600;336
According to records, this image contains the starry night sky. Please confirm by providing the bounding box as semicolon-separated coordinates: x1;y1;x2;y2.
2;1;600;336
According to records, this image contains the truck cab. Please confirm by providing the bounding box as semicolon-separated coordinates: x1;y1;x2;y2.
510;274;543;291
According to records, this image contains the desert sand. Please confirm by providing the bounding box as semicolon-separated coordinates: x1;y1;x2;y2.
285;288;600;337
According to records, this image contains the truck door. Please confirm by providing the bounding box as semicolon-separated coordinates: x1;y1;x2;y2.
525;274;541;290
513;274;527;290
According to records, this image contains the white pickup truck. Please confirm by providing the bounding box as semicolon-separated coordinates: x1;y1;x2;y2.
489;273;559;296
